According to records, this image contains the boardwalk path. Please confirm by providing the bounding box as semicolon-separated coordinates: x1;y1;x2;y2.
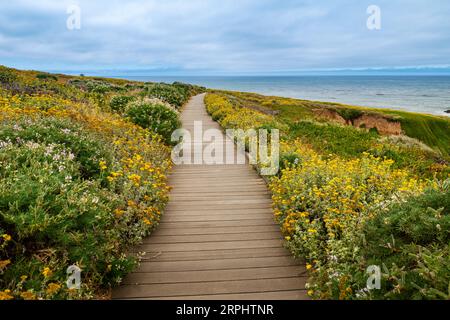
113;94;307;300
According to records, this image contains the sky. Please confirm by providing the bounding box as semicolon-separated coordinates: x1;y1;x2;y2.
1;0;450;75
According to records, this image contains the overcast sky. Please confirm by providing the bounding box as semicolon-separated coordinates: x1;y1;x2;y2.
1;0;450;75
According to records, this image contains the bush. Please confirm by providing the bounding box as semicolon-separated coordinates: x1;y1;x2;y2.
334;108;363;122
68;79;119;94
0;117;112;179
36;73;58;81
205;94;233;115
270;142;427;299
0;67;18;85
212;105;234;121
0;88;171;299
126;101;181;144
144;83;187;108
172;82;206;97
110;95;135;114
289;120;379;158
356;183;450;299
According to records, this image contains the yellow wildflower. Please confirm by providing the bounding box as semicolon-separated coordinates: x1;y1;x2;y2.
99;160;107;170
0;290;13;300
46;283;61;295
20;291;36;300
114;208;125;217
42;267;53;278
0;259;11;269
2;234;12;241
128;174;141;186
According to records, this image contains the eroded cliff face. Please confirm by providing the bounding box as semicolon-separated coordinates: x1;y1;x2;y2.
313;108;403;135
313;109;348;125
353;114;402;135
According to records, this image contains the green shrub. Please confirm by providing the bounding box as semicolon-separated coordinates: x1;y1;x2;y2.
126;101;181;144
0;66;18;85
36;73;58;81
68;79;119;94
212;106;233;121
109;95;135;114
172;82;206;97
358;183;450;299
0;118;128;298
334;108;363;122
0;117;112;179
144;83;187;108
289;120;379;158
0;113;171;299
278;153;300;171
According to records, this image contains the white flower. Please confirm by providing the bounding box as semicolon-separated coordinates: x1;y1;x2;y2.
0;140;12;149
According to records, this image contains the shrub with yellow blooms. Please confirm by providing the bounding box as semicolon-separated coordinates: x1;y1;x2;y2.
0;66;202;299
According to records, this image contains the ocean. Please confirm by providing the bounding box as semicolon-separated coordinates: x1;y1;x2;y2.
114;75;450;116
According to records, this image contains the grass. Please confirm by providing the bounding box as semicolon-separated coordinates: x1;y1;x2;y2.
288;120;379;157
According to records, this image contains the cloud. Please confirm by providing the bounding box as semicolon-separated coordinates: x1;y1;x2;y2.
0;0;449;74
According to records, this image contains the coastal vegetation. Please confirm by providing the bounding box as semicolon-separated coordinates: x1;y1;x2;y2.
1;64;448;300
0;66;204;299
205;91;450;300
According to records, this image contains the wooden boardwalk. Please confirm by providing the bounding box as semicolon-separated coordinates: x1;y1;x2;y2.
113;94;307;300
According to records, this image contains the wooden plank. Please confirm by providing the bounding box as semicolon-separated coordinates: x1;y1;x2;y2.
136;239;284;252
137;290;308;300
158;220;277;229
152;225;279;236
170;193;271;202
170;190;270;196
165;202;272;210
146;232;281;244
132;256;299;273
122;266;306;285
170;188;268;194
161;207;274;216
160;215;274;223
170;181;266;187
113;277;307;299
136;247;291;262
